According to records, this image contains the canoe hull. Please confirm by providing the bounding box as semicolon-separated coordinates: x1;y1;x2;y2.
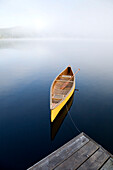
51;81;75;122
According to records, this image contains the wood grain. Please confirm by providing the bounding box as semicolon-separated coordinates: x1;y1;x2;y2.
54;141;98;170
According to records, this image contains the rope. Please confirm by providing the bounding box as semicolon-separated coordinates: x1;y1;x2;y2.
66;105;81;133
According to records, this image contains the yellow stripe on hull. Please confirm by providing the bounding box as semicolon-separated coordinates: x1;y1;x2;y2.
51;82;75;122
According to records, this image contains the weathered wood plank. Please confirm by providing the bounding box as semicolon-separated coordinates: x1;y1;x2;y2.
54;141;99;170
78;148;110;170
100;158;113;170
28;134;89;170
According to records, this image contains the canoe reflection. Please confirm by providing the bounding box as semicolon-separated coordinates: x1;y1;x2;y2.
51;93;74;140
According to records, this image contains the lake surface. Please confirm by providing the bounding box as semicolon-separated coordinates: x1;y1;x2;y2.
0;39;113;170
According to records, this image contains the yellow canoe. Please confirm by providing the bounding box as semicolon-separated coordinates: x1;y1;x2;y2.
50;66;75;122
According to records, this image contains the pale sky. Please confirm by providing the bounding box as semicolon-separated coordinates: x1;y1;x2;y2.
0;0;113;38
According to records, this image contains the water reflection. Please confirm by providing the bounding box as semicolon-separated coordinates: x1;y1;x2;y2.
51;93;74;140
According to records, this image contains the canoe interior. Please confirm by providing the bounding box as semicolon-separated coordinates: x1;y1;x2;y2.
51;66;74;107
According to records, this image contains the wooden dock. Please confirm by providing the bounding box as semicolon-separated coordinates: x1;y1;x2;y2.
28;132;113;170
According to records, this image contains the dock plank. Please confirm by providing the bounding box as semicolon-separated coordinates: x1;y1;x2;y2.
54;141;99;170
100;158;113;170
28;134;89;170
28;133;113;170
78;148;110;170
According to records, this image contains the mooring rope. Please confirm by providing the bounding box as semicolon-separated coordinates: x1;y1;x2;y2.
66;105;81;133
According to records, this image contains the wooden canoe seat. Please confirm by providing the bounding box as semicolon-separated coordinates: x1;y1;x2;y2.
59;75;73;81
52;94;65;99
52;98;62;104
61;75;72;78
56;80;73;83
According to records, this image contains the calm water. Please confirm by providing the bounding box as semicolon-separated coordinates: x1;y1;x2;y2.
0;39;113;169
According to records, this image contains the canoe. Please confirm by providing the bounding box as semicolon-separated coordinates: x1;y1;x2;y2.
50;66;75;122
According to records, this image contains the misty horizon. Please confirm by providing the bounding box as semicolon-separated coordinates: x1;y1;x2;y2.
0;0;113;39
